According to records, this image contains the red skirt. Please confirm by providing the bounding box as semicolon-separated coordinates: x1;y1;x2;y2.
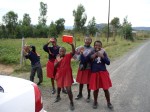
76;69;91;84
46;60;55;78
55;68;74;88
89;71;112;90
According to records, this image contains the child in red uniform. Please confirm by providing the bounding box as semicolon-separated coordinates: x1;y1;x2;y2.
43;38;67;94
75;36;94;102
54;43;75;110
89;40;113;109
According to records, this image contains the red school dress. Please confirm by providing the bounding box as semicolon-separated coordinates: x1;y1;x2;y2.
55;53;74;88
43;44;60;78
76;46;94;84
89;51;112;90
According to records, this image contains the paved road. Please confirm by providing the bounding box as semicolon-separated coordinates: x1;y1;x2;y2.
41;40;150;112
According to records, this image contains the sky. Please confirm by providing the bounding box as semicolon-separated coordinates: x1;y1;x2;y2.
0;0;150;27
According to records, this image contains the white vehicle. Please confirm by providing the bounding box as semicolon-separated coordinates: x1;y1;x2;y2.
0;75;46;112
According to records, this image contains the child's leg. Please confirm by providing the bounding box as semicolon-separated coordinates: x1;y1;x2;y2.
51;78;55;89
103;89;113;109
66;86;74;110
66;86;73;103
30;67;36;82
93;89;99;109
51;78;56;94
87;84;91;98
37;66;43;85
54;87;61;102
103;90;110;104
86;84;91;102
75;84;83;99
93;89;99;104
62;87;67;94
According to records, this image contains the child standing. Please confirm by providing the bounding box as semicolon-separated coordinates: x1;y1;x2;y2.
43;38;67;94
75;36;94;102
54;43;75;110
23;45;43;85
89;40;113;109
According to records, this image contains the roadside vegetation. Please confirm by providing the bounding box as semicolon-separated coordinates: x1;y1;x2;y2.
0;34;149;82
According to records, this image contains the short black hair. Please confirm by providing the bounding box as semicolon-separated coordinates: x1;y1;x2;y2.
94;40;102;46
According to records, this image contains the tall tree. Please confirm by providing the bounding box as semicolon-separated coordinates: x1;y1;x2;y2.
22;13;33;37
87;17;98;36
22;13;31;26
121;16;133;41
110;17;120;41
73;4;87;32
38;2;47;26
49;21;57;37
55;18;65;35
2;11;18;38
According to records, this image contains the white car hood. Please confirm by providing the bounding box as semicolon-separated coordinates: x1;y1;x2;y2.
0;75;33;93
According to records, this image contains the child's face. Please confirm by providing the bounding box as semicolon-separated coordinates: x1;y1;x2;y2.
52;41;56;46
94;42;102;51
59;48;66;57
84;37;92;46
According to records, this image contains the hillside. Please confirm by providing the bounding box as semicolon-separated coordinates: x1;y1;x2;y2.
65;24;150;31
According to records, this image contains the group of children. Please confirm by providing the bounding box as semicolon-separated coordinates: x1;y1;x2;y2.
23;36;113;111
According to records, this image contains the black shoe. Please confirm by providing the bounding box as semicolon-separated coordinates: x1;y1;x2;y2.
86;97;90;103
93;102;98;109
70;102;75;110
37;81;42;85
51;88;56;94
62;89;68;94
75;94;83;100
107;103;113;109
54;96;61;103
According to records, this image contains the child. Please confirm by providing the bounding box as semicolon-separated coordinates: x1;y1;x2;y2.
89;40;113;109
43;38;67;94
75;36;94;102
23;45;43;85
54;43;75;110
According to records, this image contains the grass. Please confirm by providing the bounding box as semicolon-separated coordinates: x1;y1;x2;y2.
0;35;149;86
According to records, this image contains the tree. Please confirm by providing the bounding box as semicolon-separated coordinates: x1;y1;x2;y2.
22;13;31;26
121;16;133;41
110;17;120;41
73;4;87;32
21;13;33;38
55;18;65;35
0;24;8;38
2;11;18;38
38;2;47;26
49;21;58;37
87;17;98;36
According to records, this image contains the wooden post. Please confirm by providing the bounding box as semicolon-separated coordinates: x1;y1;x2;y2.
20;37;25;66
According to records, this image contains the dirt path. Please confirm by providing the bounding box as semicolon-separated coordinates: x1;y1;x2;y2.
0;64;14;75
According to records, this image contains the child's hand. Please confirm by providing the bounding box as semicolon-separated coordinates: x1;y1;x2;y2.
79;47;84;54
48;38;55;43
98;50;104;58
56;56;63;62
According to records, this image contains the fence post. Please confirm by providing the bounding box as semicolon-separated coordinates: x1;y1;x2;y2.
20;37;25;67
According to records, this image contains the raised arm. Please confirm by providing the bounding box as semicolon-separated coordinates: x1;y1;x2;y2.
43;41;50;53
67;43;75;56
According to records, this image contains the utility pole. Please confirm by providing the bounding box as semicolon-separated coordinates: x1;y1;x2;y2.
107;0;110;42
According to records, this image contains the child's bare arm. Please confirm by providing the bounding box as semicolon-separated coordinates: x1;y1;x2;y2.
67;43;75;55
